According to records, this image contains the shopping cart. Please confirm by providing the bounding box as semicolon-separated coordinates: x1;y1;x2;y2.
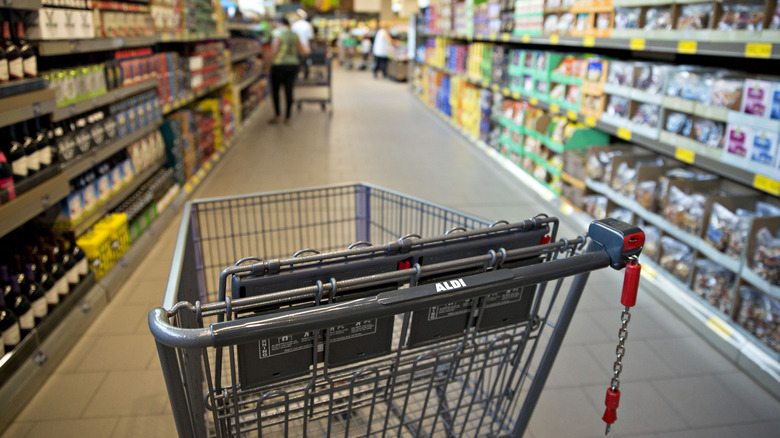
296;48;332;117
150;183;644;438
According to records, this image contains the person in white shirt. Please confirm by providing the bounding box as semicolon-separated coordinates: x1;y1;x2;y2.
372;23;392;79
291;11;315;78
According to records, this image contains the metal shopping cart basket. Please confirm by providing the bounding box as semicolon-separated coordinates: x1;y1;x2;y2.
150;183;644;438
296;48;332;117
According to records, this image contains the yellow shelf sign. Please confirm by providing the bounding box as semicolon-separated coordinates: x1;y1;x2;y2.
529;97;539;105
753;174;780;196
204;161;212;170
583;36;595;47
616;127;632;141
489;33;497;41
629;38;645;51
502;88;510;96
677;40;697;54
501;33;510;42
585;115;597;127
550;34;559;45
522;34;531;43
512;91;521;99
492;84;500;92
675;147;695;164
745;43;772;59
549;103;560;114
567;110;578;120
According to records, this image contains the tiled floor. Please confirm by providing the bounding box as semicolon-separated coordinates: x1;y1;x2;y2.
3;68;779;438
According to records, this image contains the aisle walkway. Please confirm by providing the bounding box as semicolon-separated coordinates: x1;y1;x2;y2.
3;68;779;438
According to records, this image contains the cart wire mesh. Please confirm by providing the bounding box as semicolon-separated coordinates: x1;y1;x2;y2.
153;183;616;438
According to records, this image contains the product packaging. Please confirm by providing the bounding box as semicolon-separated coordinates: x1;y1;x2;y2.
693;259;735;313
737;286;780;353
749;129;780;166
660;236;694;283
634;63;667;95
706;202;739;252
644;7;674;30
677;3;712;30
663;185;706;235
614;8;641;29
741;79;772;117
607;61;634;88
724;124;751;158
605;95;630;118
632;104;661;127
643;225;660;260
753;227;780;285
665;112;693;136
718;1;766;31
583;194;607;219
705;77;744;109
693;117;725;149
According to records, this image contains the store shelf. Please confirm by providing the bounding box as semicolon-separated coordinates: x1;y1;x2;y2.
62;121;163;179
65;156;166;237
416;90;780;398
427;32;780;60
0;77;48;100
420;61;780;197
159;32;230;42
36;36;158;56
234;71;263;91
0;0;42;10
0;88;56;129
0;172;70;239
230;47;263;63
162;77;230;114
741;267;780;301
225;22;265;33
51;79;159;122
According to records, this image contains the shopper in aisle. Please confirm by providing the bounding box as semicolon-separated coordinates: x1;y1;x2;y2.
359;36;372;71
291;10;314;79
372;23;392;79
268;16;310;126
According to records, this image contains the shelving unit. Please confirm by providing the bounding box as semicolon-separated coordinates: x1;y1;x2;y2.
0;0;43;10
225;22;265;33
51;79;160;122
235;71;263;91
0;88;56;129
159;32;230;42
162;77;230;114
414;17;780;397
0;172;70;239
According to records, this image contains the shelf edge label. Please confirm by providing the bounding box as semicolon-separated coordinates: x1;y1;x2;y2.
529;97;539;105
677;40;697;54
501;33;510;42
629;38;645;51
583;36;595;47
674;147;695;164
753;174;780;196
522;34;530;43
745;42;772;59
567;110;578;120
616;127;632;141
549;103;560;113
549;34;560;45
585;115;597;127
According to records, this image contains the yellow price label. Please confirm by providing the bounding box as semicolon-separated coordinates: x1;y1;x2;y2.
629;38;646;51
583;36;595;47
489;33;497;41
184;183;193;193
585;115;597;127
567;110;578;120
745;42;772;59
559;203;574;216
675;147;696;164
549;103;560;113
204;161;212;170
512;91;521;99
482;81;490;88
192;175;200;185
550;34;559;45
492;84;500;92
522;34;531;43
503;88;510;96
641;263;657;280
530;97;539;105
753;174;780;196
213;152;221;161
476;33;484;40
677;40;697;54
501;33;510;42
616;127;632;141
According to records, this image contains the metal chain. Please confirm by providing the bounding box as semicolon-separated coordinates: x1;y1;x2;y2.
610;306;631;391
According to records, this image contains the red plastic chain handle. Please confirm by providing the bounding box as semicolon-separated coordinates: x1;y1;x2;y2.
603;260;641;435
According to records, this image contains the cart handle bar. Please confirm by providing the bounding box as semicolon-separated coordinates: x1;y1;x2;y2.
149;250;611;349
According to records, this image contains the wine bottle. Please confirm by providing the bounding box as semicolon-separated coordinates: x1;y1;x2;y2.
27;246;59;309
0;293;21;353
1;20;22;80
20;122;40;176
58;239;79;287
6;126;27;183
14;255;47;323
67;235;88;279
14;20;35;78
1;266;34;336
0;152;15;204
0;25;8;83
34;117;54;169
43;240;70;298
74;117;91;154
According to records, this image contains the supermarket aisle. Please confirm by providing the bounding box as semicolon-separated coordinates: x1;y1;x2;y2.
3;68;780;438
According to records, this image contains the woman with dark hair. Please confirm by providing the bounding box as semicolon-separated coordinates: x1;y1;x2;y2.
268;16;310;125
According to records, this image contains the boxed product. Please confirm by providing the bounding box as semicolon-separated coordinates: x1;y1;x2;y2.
642;224;661;261
737;286;780;353
644;6;674;31
660;236;694;284
677;3;713;30
741;79;773;117
693;259;735;314
583;194;607;219
609;155;665;197
585;144;648;183
751;226;780;285
614;7;641;30
717;1;767;31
